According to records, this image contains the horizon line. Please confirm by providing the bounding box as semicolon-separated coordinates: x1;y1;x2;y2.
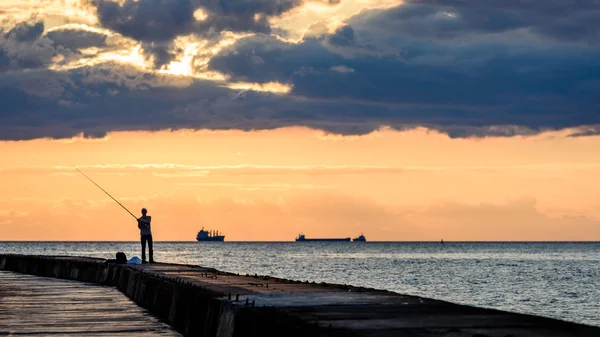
1;240;600;243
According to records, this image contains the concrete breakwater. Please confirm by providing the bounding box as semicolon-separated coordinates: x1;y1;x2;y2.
1;253;599;337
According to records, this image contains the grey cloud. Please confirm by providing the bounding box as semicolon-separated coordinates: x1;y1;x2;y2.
358;0;600;44
92;0;342;67
203;0;300;16
0;64;417;139
0;62;598;140
1;2;600;140
0;49;9;71
141;41;175;68
4;21;44;42
0;22;112;74
327;25;355;46
565;125;600;138
205;2;600;135
95;0;195;42
0;65;239;139
0;22;59;72
46;29;108;50
208;35;340;83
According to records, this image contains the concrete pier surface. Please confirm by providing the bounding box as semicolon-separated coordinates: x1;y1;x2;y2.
0;270;182;336
1;254;599;337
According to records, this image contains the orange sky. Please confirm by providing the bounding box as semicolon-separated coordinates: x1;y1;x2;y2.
1;1;599;242
1;127;599;241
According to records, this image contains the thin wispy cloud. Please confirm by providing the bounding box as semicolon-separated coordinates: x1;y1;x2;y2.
4;163;600;175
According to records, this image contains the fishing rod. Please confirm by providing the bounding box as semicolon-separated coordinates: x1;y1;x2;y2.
76;168;138;221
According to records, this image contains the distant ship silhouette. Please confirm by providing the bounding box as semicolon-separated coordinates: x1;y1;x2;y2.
353;234;366;242
295;233;367;242
196;228;225;242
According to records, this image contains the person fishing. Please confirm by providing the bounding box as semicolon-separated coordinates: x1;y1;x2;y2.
76;168;157;264
138;208;154;264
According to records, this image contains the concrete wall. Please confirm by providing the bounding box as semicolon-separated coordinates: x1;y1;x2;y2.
0;254;321;337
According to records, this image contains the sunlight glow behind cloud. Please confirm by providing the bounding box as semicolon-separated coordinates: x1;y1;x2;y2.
227;81;292;94
193;8;209;22
1;0;402;82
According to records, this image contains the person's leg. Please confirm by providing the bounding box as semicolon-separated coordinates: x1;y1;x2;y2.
148;235;154;263
141;235;147;262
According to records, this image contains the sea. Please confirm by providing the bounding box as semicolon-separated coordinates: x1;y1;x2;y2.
1;241;598;327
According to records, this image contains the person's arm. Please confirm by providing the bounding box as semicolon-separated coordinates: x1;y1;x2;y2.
138;216;151;228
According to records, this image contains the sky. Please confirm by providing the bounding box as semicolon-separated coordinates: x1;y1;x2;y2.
0;0;599;241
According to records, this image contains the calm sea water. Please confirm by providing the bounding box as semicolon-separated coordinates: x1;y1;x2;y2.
1;241;599;327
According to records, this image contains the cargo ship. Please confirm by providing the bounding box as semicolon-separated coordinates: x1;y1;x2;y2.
196;228;225;242
295;234;351;242
352;234;366;242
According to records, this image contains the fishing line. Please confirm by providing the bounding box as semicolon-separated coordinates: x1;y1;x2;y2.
75;168;138;220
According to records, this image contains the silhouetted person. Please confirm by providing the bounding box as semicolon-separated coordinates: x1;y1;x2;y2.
138;208;154;263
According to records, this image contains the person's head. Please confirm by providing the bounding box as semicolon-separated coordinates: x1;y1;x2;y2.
141;208;147;215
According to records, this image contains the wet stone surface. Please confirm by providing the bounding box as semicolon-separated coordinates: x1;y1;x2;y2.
0;270;181;336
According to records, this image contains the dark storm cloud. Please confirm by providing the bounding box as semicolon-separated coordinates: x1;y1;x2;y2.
327;25;355;46
0;62;597;141
0;22;118;78
356;0;600;44
0;21;61;73
45;29;108;50
0;63;438;139
94;0;196;42
208;35;325;83
4;22;44;42
209;32;600;107
1;2;599;140
0;49;9;72
141;41;176;68
92;0;322;66
206;2;600;135
0;22;110;73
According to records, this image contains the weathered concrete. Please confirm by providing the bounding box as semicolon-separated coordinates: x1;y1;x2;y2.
1;253;599;337
0;270;181;336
